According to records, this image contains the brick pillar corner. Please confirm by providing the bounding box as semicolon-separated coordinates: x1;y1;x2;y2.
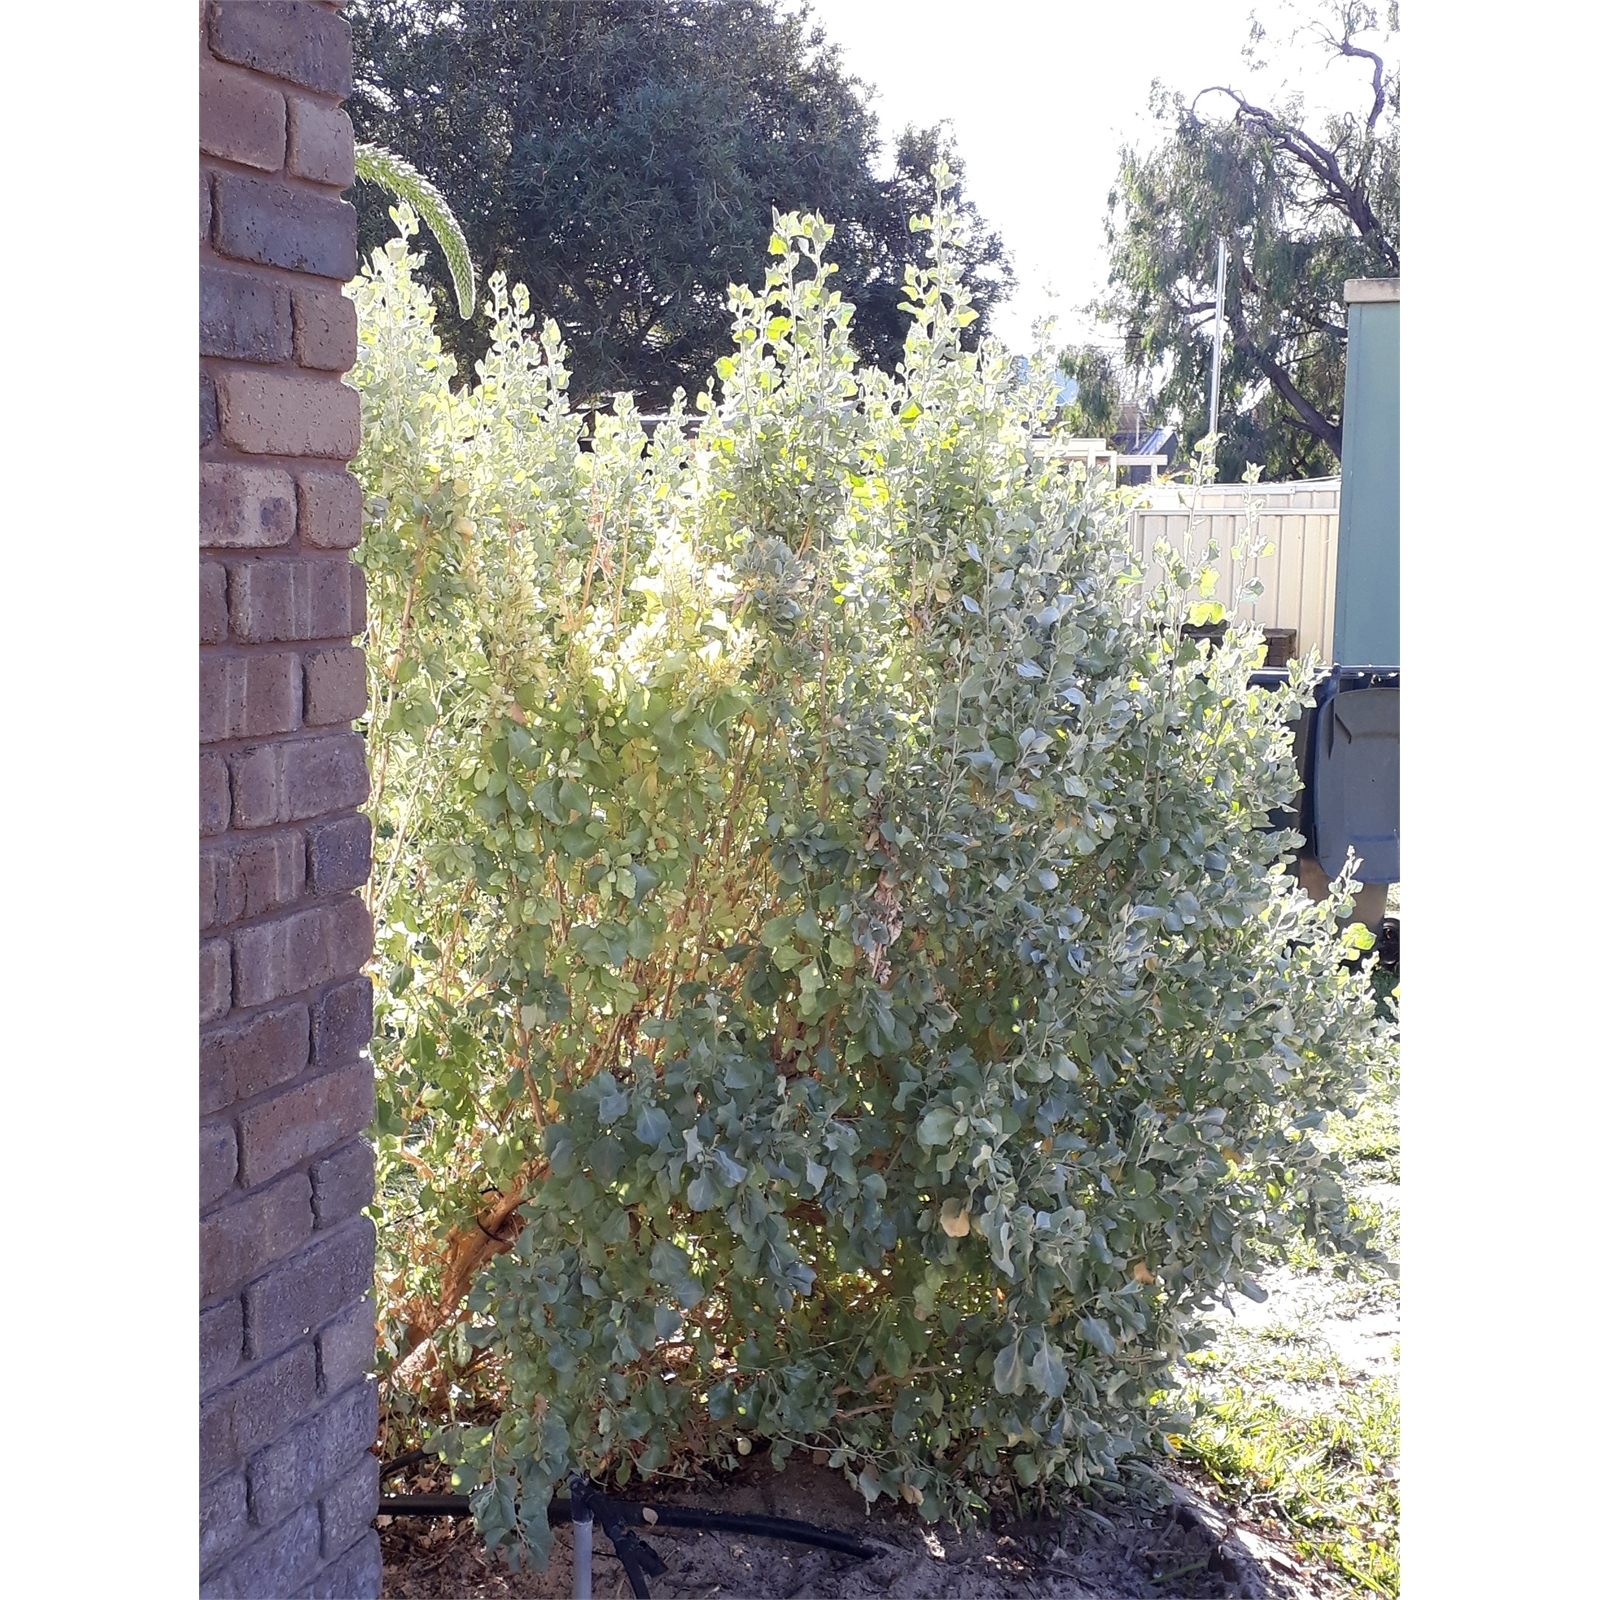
199;3;378;1595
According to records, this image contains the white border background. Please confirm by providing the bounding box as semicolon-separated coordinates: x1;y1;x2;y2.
2;3;1594;1593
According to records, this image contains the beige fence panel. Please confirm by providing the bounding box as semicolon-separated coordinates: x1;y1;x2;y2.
1124;479;1341;663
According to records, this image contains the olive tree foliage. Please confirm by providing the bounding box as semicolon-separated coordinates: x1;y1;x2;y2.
350;179;1393;1569
1095;1;1399;480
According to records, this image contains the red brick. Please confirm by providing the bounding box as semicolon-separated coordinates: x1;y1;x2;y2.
350;563;367;634
216;368;360;458
201;1120;239;1208
244;1216;376;1359
201;265;292;363
233;899;372;1010
296;469;363;549
201;371;219;449
228;557;355;643
200;1296;245;1394
305;816;370;896
310;1139;373;1229
212;170;358;280
227;745;283;829
200;62;287;173
237;1059;374;1190
311;976;371;1067
202;937;232;1024
316;1295;375;1396
201;847;222;933
201;651;302;742
202;463;296;549
200;0;369;1559
200;1503;321;1598
201;562;229;643
318;1452;379;1561
203;830;307;927
208;1;353;99
291;284;357;371
202;1003;310;1114
287;97;355;189
248;1381;377;1528
201;751;231;836
199;1472;251;1574
296;1527;380;1599
230;737;370;829
201;1342;318;1484
303;646;366;725
201;1172;314;1300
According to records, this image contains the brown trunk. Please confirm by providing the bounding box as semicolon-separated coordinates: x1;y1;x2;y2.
391;1173;537;1390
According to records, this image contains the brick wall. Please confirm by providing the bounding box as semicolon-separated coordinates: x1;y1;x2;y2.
199;4;379;1595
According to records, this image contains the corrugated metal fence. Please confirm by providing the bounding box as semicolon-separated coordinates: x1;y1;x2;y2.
1126;478;1341;663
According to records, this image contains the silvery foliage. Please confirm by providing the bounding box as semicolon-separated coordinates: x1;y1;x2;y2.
349;177;1393;1570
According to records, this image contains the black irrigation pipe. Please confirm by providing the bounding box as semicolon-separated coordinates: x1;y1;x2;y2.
378;1487;879;1562
378;1449;430;1484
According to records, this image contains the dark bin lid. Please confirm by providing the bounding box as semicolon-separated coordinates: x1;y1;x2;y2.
1313;686;1399;882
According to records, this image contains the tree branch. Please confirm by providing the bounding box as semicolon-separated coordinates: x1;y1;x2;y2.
1233;319;1343;460
1189;85;1398;272
1338;39;1388;130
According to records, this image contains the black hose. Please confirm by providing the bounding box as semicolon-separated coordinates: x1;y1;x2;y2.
378;1490;878;1561
378;1449;431;1484
618;1506;877;1559
381;1493;474;1516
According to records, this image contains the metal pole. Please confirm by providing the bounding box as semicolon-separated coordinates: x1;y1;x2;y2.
571;1477;593;1600
1207;238;1227;440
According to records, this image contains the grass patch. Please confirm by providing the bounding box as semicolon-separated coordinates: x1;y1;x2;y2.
1177;1373;1399;1598
1188;1323;1346;1389
1163;1023;1400;1596
1326;1056;1400;1186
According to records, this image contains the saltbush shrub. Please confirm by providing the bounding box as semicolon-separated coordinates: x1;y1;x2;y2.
350;180;1393;1567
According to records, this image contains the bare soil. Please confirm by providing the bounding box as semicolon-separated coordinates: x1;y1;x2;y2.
379;1452;1337;1600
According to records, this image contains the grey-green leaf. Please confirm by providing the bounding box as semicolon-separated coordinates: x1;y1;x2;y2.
1078;1316;1116;1356
993;1338;1025;1395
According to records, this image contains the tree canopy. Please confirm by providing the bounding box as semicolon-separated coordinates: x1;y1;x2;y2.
1084;1;1399;480
347;0;1013;408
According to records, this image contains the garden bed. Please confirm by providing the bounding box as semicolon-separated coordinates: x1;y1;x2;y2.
378;1450;1329;1599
